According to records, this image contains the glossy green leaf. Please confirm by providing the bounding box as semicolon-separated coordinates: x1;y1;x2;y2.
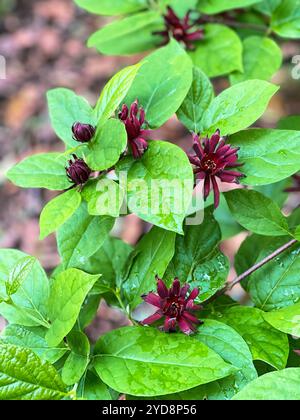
94;64;141;125
165;208;229;302
277;115;300;130
244;237;300;311
198;0;261;14
271;0;300;39
229;129;300;185
6;153;71;191
86;119;127;171
39;189;82;240
79;237;133;294
202;81;278;136
230;36;282;84
263;303;300;337
126;141;194;233
77;370;113;400
213;306;289;370
82;178;125;218
47;88;96;148
233;368;300;400
254;0;281;16
190;24;243;78
186;320;257;400
123;226;176;309
93;326;238;397
0;250;49;328
177;67;214;132
74;0;148;15
57;202;115;268
62;331;90;386
125;39;193;128
224;189;290;236
0;343;68;400
88;12;163;56
5;256;36;297
45;269;99;346
1;325;68;364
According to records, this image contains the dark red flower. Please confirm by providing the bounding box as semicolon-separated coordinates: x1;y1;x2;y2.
188;131;244;208
66;154;92;187
285;174;300;193
141;277;203;335
72;122;96;143
118;100;150;159
155;7;204;50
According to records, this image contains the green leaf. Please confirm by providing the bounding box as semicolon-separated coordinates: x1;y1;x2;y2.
255;179;290;208
62;331;90;386
201;81;278;136
242;237;300;311
78;237;133;294
74;0;148;15
233;368;300;400
224;189;290;236
214;195;243;240
165;208;229;302
263;303;300;337
126;141;194;233
47;88;96;148
77;370;113;400
213;306;289;370
39;190;82;240
180;320;257;400
254;0;282;16
0;250;49;328
82;178;125;218
57;202;115;268
277;115;300;130
271;0;300;39
160;0;198;16
45;269;99;347
229;129;300;185
177;67;214;132
125;39;193;129
5;256;36;297
6;153;71;191
198;0;262;14
230;36;282;84
0;343;68;400
123;226;176;309
190;24;243;78
88;11;163;56
86;119;127;171
93;326;237;397
1;325;68;364
78;295;102;330
94;64;142;125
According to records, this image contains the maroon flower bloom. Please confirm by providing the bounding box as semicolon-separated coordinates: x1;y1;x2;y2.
66;154;92;187
72;122;96;143
155;7;204;50
188;131;244;209
118;100;150;159
141;277;203;335
285;174;300;193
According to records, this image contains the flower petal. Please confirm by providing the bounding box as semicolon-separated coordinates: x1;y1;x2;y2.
156;276;169;298
141;311;163;325
142;292;161;308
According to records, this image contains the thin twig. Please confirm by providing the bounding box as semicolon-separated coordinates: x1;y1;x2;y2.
209;238;298;302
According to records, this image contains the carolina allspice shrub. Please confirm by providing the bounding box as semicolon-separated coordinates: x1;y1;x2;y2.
1;0;300;401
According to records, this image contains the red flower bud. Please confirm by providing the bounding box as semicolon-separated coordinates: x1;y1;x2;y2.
72;122;96;143
66;154;92;187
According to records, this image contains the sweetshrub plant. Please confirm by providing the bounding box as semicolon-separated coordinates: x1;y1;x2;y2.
1;0;300;401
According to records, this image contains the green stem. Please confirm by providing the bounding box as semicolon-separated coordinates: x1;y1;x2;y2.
114;290;138;326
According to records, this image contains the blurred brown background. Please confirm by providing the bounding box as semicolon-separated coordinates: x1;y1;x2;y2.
0;0;299;333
